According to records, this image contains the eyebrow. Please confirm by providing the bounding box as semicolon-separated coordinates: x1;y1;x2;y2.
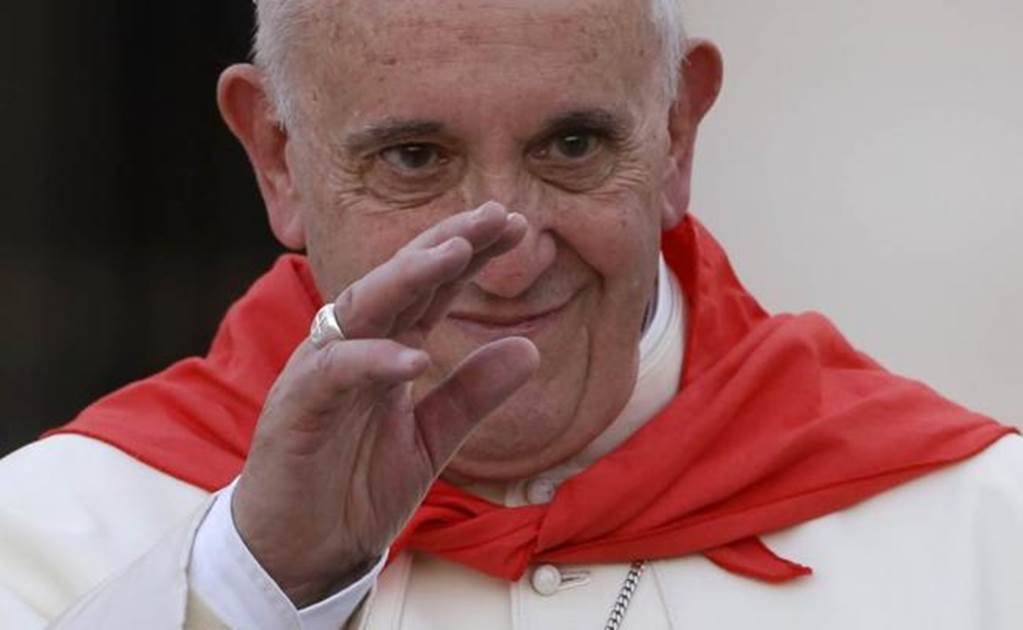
343;119;447;155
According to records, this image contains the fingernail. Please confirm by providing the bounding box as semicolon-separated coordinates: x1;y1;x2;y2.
401;350;429;370
507;212;526;225
439;237;463;253
475;201;505;218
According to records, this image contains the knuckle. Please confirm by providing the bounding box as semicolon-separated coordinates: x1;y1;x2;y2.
337;284;388;337
367;341;403;374
334;287;357;328
313;342;373;392
267;349;339;414
391;252;434;300
311;343;343;383
313;340;400;388
395;249;429;281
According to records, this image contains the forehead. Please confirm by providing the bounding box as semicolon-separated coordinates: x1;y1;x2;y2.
295;0;662;130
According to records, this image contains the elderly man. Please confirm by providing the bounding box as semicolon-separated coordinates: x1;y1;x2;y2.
2;0;1022;628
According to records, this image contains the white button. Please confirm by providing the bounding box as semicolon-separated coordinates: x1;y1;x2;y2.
530;564;562;596
525;478;557;504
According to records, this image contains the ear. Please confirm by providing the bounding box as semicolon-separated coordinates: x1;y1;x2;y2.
661;40;724;230
217;64;306;250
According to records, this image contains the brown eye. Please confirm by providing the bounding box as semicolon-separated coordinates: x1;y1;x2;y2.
528;129;615;193
551;133;600;160
363;142;461;207
380;144;444;172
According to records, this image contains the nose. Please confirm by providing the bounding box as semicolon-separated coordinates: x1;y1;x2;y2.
473;217;557;299
465;161;558;298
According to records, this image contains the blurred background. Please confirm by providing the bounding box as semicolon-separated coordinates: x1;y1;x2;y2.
0;2;279;454
1;1;1020;457
686;0;1023;432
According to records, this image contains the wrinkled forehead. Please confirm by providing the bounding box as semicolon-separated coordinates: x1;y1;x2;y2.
289;0;663;124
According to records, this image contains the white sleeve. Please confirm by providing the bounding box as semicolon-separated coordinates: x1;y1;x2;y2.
190;479;386;630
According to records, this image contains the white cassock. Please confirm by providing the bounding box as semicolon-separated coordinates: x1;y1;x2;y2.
1;259;1022;629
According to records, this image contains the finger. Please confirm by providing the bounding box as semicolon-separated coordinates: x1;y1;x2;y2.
390;284;440;334
340;207;526;339
405;200;511;251
415;212;528;330
460;211;529;275
413;337;540;473
287;339;431;415
337;237;475;339
390;204;524;321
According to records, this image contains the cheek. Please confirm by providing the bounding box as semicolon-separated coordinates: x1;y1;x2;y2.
547;182;662;299
306;179;467;299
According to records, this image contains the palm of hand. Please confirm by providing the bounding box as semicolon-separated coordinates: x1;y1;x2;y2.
233;204;539;605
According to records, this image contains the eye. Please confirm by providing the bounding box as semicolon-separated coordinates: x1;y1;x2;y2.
528;129;616;193
549;133;601;160
379;143;445;172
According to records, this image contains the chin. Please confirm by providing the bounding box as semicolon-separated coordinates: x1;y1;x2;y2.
425;307;641;481
442;382;610;482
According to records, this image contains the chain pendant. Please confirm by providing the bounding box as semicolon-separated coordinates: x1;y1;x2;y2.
603;561;646;630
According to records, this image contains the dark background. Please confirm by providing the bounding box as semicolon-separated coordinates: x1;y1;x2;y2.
1;2;282;455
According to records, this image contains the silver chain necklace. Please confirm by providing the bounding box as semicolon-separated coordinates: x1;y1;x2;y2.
603;561;646;630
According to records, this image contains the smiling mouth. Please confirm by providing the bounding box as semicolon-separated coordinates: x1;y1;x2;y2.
446;300;572;339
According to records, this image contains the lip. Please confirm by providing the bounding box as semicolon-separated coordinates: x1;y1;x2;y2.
446;300;573;340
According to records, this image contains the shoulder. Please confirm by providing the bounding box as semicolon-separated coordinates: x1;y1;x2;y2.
650;436;1023;629
771;434;1023;617
906;433;1023;514
0;435;210;621
0;434;210;525
950;432;1023;483
783;433;1023;548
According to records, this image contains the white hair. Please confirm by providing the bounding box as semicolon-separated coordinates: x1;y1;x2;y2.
252;0;687;126
652;0;688;94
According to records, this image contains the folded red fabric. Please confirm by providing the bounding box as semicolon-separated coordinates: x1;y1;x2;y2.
53;216;1015;583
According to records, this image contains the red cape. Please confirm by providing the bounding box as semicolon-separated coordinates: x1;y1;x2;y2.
50;216;1015;583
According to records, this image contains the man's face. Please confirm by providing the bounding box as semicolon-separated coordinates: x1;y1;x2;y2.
284;0;682;480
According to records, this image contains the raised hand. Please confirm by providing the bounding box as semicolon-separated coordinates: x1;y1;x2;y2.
231;202;540;606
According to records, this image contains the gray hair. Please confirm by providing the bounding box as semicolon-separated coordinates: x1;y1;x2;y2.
252;0;687;126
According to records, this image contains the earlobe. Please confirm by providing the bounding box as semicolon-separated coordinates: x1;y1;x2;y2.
217;64;306;250
661;40;724;231
660;143;692;231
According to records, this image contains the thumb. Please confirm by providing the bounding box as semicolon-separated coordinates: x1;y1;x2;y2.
413;337;540;474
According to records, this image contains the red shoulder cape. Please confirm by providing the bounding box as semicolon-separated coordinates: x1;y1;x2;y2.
50;217;1015;582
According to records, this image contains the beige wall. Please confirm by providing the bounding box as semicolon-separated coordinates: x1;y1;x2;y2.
684;0;1022;426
